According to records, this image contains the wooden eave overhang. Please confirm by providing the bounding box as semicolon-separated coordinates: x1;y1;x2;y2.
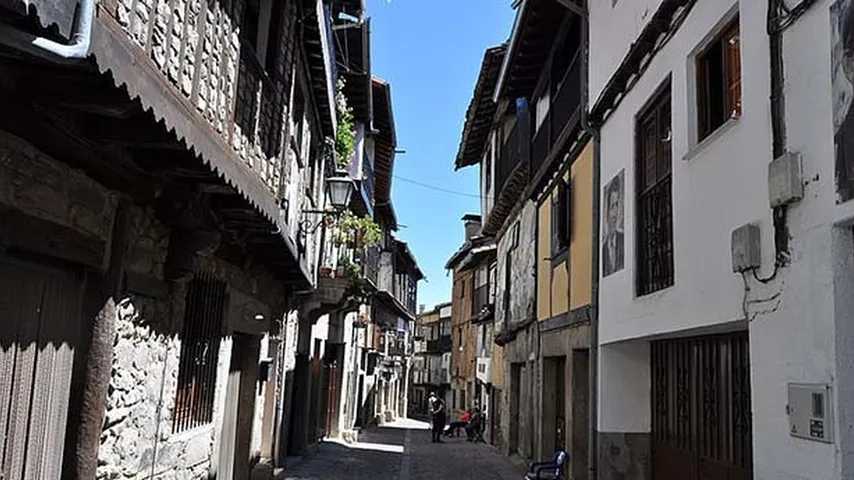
303;0;337;137
455;44;506;170
374;290;415;322
493;0;566;103
0;10;316;289
588;0;696;127
372;77;396;209
334;0;372;123
395;239;424;281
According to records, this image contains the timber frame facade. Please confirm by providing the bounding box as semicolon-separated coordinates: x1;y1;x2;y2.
453;0;593;472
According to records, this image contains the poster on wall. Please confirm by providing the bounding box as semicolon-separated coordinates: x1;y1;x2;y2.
833;0;854;201
602;170;625;277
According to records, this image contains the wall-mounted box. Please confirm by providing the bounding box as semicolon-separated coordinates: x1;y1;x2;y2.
787;383;834;444
769;152;804;208
731;224;761;273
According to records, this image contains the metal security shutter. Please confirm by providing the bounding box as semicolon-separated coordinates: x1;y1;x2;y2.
652;332;752;480
0;259;82;480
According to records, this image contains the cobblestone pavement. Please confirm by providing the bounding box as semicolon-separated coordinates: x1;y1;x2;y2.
280;418;526;480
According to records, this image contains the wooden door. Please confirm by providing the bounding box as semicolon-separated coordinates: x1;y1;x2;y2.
652;333;752;480
219;333;261;480
0;258;82;480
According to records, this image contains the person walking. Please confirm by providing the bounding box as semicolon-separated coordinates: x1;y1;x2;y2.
430;393;446;443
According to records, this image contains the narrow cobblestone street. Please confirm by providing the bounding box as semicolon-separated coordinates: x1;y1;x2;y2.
280;419;526;480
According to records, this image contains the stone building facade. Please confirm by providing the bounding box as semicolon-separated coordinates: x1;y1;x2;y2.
0;1;341;479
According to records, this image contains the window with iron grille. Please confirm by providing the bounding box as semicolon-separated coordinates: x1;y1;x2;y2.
173;273;227;433
697;17;741;141
551;179;572;257
636;85;674;296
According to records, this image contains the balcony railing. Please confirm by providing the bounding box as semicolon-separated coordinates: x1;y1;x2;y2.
426;335;452;353
362;245;380;286
497;122;521;195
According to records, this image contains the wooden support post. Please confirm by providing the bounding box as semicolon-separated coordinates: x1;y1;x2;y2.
73;199;132;479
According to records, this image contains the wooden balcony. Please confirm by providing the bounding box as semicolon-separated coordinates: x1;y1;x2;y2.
530;54;582;182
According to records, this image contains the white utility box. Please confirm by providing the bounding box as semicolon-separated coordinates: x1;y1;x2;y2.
787;383;833;444
769;152;803;208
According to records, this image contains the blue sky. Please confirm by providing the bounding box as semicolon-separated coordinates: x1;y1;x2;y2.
366;0;515;311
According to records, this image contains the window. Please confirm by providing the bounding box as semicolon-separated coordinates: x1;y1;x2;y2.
173;273;226;433
551;179;571;256
636;85;674;296
697;18;741;141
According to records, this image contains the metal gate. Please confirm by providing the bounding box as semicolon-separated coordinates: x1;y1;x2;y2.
652;332;752;480
0;259;83;480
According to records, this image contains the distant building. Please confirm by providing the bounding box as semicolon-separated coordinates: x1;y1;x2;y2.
409;303;453;417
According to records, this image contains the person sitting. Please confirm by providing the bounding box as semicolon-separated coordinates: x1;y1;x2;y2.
444;409;471;437
465;408;484;442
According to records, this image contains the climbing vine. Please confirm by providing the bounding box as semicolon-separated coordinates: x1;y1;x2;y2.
335;79;356;170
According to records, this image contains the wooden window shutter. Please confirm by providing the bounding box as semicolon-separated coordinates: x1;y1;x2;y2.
724;24;742;118
565;179;573;242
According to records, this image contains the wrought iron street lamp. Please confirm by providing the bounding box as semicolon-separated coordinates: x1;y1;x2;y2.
326;175;356;211
300;173;356;234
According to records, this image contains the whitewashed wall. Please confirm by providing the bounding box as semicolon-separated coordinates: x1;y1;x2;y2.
593;0;851;478
589;0;666;104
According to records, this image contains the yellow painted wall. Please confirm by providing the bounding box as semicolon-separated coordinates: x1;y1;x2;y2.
536;140;594;321
569;142;593;310
537;199;569;321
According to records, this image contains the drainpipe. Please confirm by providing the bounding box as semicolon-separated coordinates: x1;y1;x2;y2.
0;0;95;62
765;0;816;266
579;6;600;478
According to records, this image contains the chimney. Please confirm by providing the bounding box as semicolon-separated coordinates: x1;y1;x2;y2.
462;214;482;242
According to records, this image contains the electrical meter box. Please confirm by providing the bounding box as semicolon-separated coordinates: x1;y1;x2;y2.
769;152;803;207
787;383;833;443
731;224;761;273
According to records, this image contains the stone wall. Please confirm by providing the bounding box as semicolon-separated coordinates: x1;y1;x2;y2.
97;205;288;479
494;201;537;331
97;207;219;480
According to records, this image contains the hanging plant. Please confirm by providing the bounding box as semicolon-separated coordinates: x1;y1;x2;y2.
335;211;382;248
335;79;356;170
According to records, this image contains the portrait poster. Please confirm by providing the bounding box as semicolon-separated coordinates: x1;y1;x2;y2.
833;0;854;201
603;170;625;277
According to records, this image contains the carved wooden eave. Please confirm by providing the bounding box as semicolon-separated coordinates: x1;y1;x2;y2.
88;17;314;289
481;161;528;237
372;77;396;216
455;44;506;170
588;0;696;127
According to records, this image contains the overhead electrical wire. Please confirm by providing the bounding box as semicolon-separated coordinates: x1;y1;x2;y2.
391;174;492;200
